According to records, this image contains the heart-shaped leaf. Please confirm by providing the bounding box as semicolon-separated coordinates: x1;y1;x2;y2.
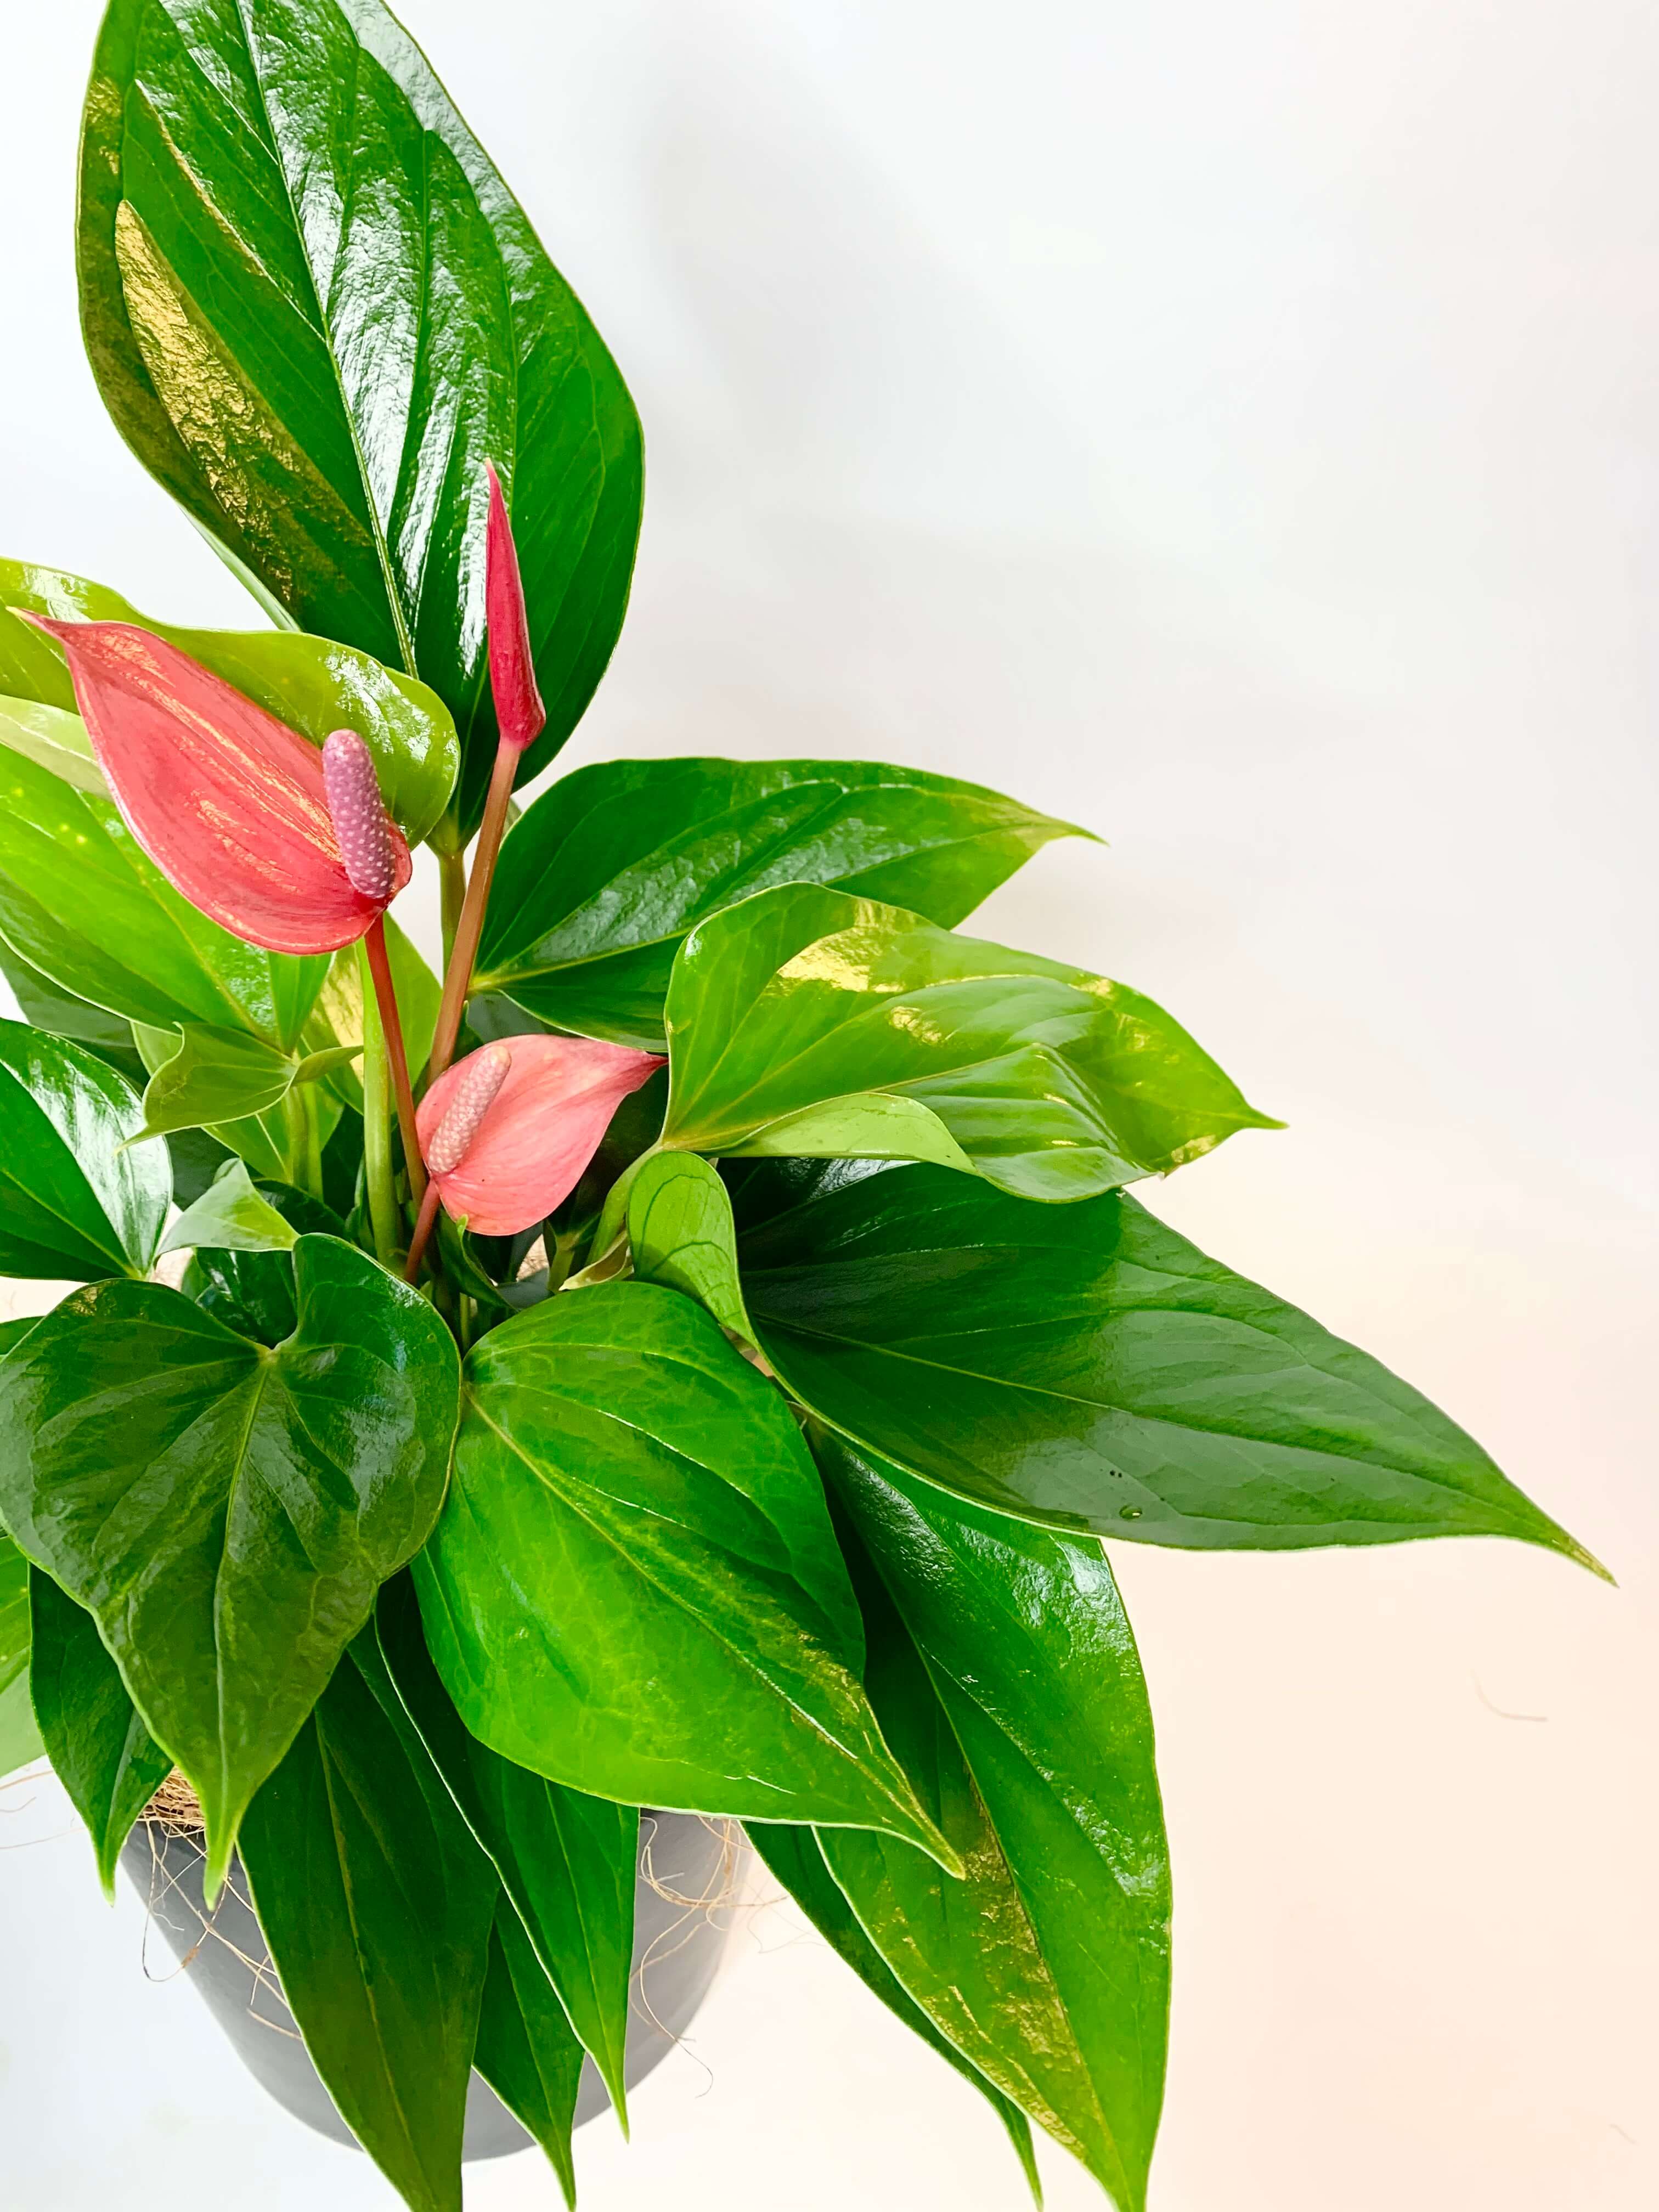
27;1568;170;1895
476;758;1091;1049
80;0;642;831
240;1634;497;2212
813;1433;1170;2212
0;1236;461;1891
748;1820;1040;2199
1;561;457;840
416;1282;955;1863
378;1571;637;2124
0;1019;168;1280
0;746;328;1044
473;1908;584;2211
179;1182;347;1346
736;1160;1599;1561
662;884;1276;1202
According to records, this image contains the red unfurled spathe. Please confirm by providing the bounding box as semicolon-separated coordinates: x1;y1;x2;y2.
20;617;410;955
485;461;546;755
417;1035;664;1236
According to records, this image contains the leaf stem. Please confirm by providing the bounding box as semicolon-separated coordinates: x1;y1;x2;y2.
426;739;517;1084
438;844;467;970
357;939;400;1265
364;914;426;1204
403;1180;443;1286
301;1085;324;1203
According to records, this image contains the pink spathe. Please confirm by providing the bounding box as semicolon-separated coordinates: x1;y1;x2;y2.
417;1035;664;1235
21;617;410;955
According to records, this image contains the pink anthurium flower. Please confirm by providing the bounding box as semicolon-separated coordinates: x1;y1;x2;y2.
18;616;410;955
415;1035;665;1238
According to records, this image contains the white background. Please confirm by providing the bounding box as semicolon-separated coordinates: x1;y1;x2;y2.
1;2;1656;2207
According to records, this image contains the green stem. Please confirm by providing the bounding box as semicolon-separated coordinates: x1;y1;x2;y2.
365;914;427;1204
281;1085;308;1192
438;845;467;972
301;1085;324;1204
358;939;400;1266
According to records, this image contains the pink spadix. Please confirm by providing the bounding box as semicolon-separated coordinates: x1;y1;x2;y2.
321;730;399;901
17;616;409;955
417;1035;664;1238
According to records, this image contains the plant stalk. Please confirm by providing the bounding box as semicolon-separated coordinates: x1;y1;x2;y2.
357;938;400;1265
438;844;467;970
403;1179;443;1286
364;913;426;1204
426;740;517;1084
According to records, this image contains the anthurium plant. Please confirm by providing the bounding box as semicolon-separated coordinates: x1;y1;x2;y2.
0;7;1601;2210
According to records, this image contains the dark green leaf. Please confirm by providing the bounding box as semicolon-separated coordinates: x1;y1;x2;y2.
27;1567;169;1895
239;1637;497;2212
417;1282;955;1863
0;560;457;841
0;1235;461;1890
180;1182;346;1345
749;1820;1040;2199
476;758;1090;1048
662;885;1276;1202
740;1161;1597;1562
378;1571;636;2123
0;746;328;1043
815;1435;1170;2211
473;1908;583;2210
628;1149;754;1345
0;1019;168;1279
80;0;642;830
0;941;146;1084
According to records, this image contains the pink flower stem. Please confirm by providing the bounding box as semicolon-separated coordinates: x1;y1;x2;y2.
426;740;517;1086
363;913;427;1205
403;1180;444;1286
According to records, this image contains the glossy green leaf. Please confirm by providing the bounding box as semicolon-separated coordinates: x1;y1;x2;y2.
0;1019;168;1279
628;1149;754;1345
0;1521;42;1779
79;0;642;831
0;943;146;1084
378;1571;636;2124
749;1820;1041;2199
240;1637;496;2212
0;1236;461;1891
476;758;1091;1048
474;1907;583;2210
416;1282;955;1863
0;746;328;1045
135;1022;300;1141
157;1158;298;1257
0;562;458;840
179;1182;346;1345
662;885;1276;1202
737;1161;1597;1561
814;1434;1170;2211
27;1567;170;1895
0;694;104;794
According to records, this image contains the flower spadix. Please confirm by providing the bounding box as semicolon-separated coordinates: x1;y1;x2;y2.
19;617;410;954
417;1035;664;1235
